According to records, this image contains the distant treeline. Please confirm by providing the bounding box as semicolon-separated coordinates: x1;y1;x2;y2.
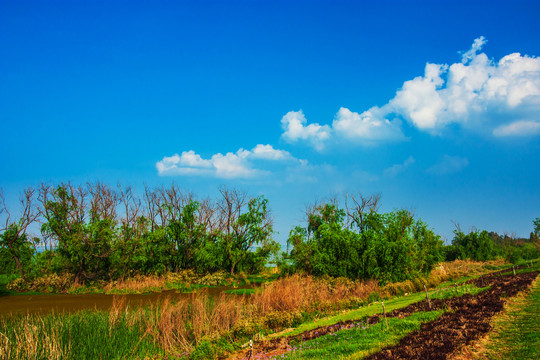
0;184;539;284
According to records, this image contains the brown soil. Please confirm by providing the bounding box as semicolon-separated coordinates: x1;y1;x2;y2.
230;268;539;360
365;268;539;360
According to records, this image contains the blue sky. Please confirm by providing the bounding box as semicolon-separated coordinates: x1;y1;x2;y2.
1;0;539;244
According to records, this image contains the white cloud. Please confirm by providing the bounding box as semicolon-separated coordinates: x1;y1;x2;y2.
388;37;540;133
281;110;331;150
390;63;448;130
156;145;300;179
176;150;212;168
384;156;415;177
333;107;404;142
280;108;404;149
460;36;487;64
279;37;540;148
427;155;469;175
493;120;540;137
251;144;292;160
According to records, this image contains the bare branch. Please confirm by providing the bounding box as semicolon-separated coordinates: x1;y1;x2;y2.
344;192;381;230
0;188;10;232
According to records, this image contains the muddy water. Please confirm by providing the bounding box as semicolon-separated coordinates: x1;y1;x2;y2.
0;285;254;316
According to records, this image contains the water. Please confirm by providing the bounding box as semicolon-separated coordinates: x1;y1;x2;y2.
0;285;255;315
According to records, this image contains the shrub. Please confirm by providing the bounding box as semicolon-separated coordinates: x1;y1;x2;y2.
6;278;28;292
263;311;303;329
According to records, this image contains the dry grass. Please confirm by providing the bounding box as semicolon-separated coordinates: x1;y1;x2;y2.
252;274;380;314
98;274;382;355
136;290;247;355
0;331;11;360
436;259;505;279
1;316;65;360
381;260;506;298
104;275;166;294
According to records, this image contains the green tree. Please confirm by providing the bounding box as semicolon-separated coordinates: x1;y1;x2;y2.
0;188;39;279
0;225;36;278
217;190;273;275
533;217;540;237
452;230;496;261
167;200;207;271
287;197;443;283
41;185;115;282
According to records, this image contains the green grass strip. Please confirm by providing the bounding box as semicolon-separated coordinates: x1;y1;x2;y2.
279;281;485;338
271;310;443;359
483;277;540;359
225;288;255;295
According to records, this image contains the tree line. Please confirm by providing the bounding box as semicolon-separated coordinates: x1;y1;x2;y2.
283;193;444;284
1;184;539;285
283;193;539;284
0;183;277;282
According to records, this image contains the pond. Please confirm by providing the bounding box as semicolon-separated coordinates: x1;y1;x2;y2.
0;285;256;316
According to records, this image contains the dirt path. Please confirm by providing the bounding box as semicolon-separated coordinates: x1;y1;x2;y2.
230;268;539;360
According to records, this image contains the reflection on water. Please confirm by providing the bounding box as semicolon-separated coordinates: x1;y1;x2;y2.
0;285;256;316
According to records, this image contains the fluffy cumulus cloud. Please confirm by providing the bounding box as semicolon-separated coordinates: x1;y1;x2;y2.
280;37;540;148
332;107;404;142
281;110;331;150
389;36;540;135
281;108;403;149
156;145;298;178
250;144;292;160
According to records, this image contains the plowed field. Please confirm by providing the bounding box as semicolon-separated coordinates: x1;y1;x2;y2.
232;268;539;360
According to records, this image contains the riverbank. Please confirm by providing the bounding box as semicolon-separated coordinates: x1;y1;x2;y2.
0;260;519;359
3;269;277;296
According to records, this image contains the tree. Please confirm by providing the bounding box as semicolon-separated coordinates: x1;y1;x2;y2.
287;196;443;283
40;184;115;282
0;188;39;279
452;230;496;261
533;217;540;237
216;188;273;274
167;200;207;270
344;192;381;232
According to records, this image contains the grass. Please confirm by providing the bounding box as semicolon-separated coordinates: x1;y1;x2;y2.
0;309;163;359
430;283;487;300
0;274;18;296
268;311;444;359
479;276;540;359
225;288;256;295
284;293;425;338
280;281;484;338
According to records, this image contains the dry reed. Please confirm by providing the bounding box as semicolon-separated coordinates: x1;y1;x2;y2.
104;275;166;294
136;290;247;355
252;274;380;314
3;316;64;360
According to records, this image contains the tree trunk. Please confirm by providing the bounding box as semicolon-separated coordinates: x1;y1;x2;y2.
14;256;25;280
